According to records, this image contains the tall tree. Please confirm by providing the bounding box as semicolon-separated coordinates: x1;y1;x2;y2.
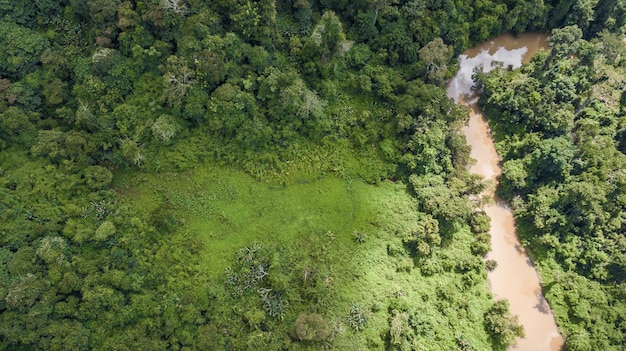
306;10;346;62
588;0;619;37
0;22;49;79
418;37;451;83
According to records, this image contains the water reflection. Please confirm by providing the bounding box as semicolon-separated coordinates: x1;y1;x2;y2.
448;46;528;101
447;33;549;103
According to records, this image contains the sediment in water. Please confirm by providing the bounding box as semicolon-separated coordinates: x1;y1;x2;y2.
447;33;564;351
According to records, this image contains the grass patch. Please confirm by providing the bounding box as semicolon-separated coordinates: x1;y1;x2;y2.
117;165;379;277
116;163;494;349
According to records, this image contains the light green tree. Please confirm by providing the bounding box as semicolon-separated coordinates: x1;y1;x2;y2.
151;114;179;144
307;11;346;61
419;37;451;83
484;300;525;349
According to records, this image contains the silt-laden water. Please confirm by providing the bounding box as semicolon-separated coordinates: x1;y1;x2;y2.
447;33;564;351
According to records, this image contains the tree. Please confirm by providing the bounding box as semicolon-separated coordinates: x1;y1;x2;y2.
0;107;35;146
419;37;451;83
588;0;618;37
305;11;346;62
161;0;187;15
71;0;122;37
151;114;179;144
42;77;68;106
528;136;575;183
564;0;596;35
0;0;43;26
116;1;140;31
500;158;528;196
409;174;474;222
44;320;90;351
484;300;525;349
5;273;46;311
206;82;263;146
549;25;583;59
277;78;327;126
389;309;412;349
162;55;194;104
91;48;120;75
94;221;116;242
547;0;577;28
36;236;68;266
504;0;547;32
84;166;113;190
401;213;440;256
595;30;625;66
229;0;277;46
0;22;49;79
117;138;144;167
30;130;67;163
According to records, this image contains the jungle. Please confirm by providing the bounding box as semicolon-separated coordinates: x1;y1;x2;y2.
0;0;625;350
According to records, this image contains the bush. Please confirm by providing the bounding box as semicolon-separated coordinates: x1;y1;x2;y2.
484;300;525;349
347;303;371;331
84;166;113;190
94;221;116;242
485;260;498;271
292;312;330;342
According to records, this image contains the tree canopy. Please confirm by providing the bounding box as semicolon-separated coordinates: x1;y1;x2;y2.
0;0;625;350
478;25;626;349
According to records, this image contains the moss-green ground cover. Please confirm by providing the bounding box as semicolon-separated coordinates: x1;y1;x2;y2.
118;166;375;274
116;164;494;349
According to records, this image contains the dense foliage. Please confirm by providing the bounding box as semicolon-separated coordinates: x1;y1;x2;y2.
0;0;625;350
477;25;626;350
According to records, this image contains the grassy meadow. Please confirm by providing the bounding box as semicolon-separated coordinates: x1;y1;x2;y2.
114;164;494;349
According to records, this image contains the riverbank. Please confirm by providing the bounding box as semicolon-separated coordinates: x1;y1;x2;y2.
447;33;564;351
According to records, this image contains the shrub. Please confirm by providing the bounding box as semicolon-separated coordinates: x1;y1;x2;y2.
94;221;116;242
293;312;330;342
485;260;498;271
484;300;525;349
347;303;371;331
84;166;113;190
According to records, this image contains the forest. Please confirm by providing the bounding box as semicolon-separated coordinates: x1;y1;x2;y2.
477;24;626;349
0;0;624;350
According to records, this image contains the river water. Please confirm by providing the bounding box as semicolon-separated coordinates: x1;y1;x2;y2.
447;33;565;351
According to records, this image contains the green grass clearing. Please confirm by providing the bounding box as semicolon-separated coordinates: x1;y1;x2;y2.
117;166;379;277
117;164;495;349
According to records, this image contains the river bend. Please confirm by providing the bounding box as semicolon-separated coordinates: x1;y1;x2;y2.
447;33;564;351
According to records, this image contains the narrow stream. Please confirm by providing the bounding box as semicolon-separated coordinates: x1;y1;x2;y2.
447;33;565;351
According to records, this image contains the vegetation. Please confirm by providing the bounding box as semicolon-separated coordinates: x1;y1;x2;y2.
0;0;624;350
477;25;626;350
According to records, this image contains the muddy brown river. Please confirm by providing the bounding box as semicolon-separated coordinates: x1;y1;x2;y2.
447;33;565;351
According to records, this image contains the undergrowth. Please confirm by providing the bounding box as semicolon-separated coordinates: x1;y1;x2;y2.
117;162;494;350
